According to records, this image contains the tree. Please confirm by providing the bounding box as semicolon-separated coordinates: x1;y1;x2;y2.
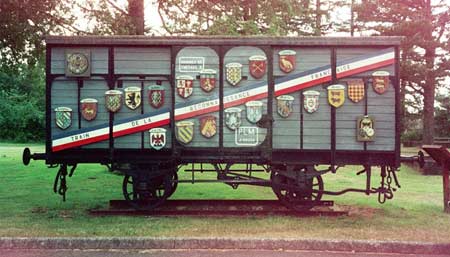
354;0;450;144
156;0;319;36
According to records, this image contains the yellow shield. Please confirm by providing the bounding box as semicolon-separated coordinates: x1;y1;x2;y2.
327;84;345;108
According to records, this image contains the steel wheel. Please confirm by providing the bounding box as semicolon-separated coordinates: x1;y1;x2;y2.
270;169;324;211
122;172;175;211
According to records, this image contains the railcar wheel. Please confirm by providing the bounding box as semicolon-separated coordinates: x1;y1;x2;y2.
122;172;176;211
270;169;324;212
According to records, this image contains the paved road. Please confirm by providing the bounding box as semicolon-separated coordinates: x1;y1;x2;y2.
2;249;450;257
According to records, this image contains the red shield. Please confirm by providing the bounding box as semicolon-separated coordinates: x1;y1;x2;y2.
200;69;216;92
80;98;98;121
249;55;267;79
372;71;389;94
148;85;164;108
176;75;194;98
279;50;296;73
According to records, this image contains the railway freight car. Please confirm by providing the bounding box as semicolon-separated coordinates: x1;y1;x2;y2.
23;36;414;211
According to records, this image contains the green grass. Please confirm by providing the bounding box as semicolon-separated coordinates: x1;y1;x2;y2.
0;143;449;242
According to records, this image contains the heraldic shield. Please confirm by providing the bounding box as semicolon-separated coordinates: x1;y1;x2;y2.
124;86;141;110
148;85;164;109
80;98;98;121
276;95;294;118
225;63;243;86
249;55;267;79
176;121;194;144
347;79;365;103
55;107;72;130
199;69;216;92
199;115;217;138
245;101;263;123
278;50;296;73
176;75;194;98
302;91;320;113
372;71;390;94
327;84;346;108
149;127;166;150
105;90;123;113
225;107;242;130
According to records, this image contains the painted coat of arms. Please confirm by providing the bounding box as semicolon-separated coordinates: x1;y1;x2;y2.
245;101;263;123
148;85;164;109
278;50;296;73
225;107;242;130
357;115;375;142
347;79;365;103
327;84;345;108
80;98;98;121
225;63;243;86
176;120;194;144
372;71;390;94
199;69;216;92
302;91;320;113
65;51;90;77
55;107;72;130
149;127;166;150
176;75;194;98
105;90;123;113
199;115;217;138
276;95;294;118
124;86;141;110
249;55;267;79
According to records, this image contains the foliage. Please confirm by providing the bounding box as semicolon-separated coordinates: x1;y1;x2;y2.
156;0;319;36
435;93;450;137
0;61;45;142
354;0;450;144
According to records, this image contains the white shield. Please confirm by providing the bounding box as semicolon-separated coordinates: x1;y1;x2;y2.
225;107;242;130
149;128;166;150
245;101;263;123
303;90;320;113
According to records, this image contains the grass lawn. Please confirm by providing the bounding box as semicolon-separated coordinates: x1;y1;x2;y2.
0;143;449;242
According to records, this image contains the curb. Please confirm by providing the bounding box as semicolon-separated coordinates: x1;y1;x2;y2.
1;237;450;254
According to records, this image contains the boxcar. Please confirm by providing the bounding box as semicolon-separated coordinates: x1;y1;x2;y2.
23;36;406;210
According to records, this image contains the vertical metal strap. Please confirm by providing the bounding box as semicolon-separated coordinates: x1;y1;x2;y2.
394;46;401;167
108;47;115;162
219;46;225;155
266;46;274;155
330;48;337;170
300;89;304;149
77;79;82;129
46;45;52;156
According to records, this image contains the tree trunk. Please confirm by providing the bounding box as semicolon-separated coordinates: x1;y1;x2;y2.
422;47;436;144
422;0;435;145
128;0;144;35
315;0;321;36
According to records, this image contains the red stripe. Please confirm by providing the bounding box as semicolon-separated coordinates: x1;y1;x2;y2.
337;59;394;78
52;119;170;152
224;92;268;108
52;134;109;152
175;105;220;121
275;76;331;97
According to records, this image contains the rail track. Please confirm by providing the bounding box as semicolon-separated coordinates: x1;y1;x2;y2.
89;199;348;217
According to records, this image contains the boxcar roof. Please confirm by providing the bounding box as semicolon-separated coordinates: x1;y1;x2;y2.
46;35;403;46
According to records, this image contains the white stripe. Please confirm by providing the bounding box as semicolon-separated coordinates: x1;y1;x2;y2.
224;85;268;105
113;112;170;133
275;68;331;92
52;127;110;147
337;51;394;76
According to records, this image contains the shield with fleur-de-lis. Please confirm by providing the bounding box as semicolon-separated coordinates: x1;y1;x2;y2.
176;75;194;98
249;55;267;79
105;90;123;113
199;69;216;93
148;85;165;109
225;63;243;86
55;107;72;130
279;50;296;73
